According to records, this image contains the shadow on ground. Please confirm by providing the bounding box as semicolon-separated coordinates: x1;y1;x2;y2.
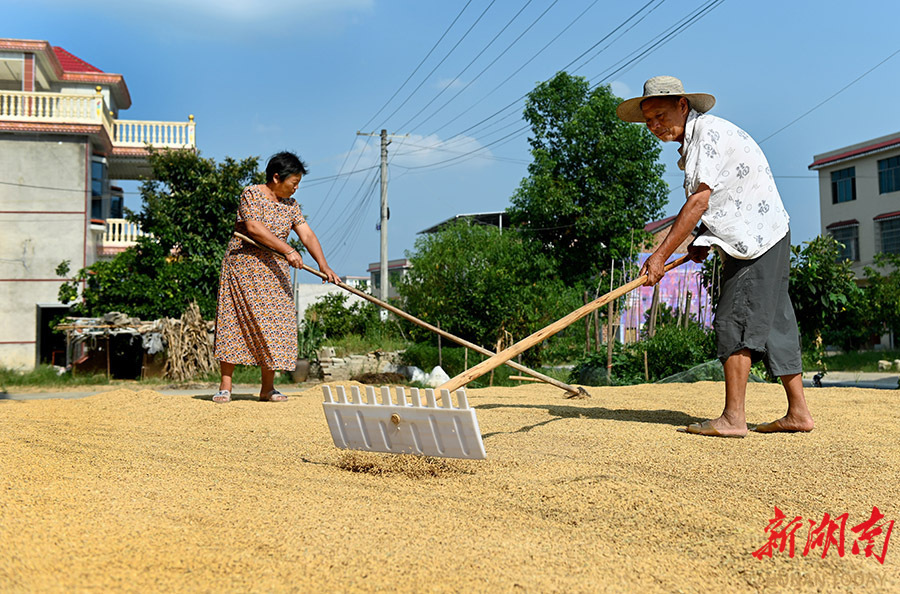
477;402;703;439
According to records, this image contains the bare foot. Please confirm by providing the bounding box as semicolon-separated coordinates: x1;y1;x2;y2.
753;415;814;433
679;418;747;438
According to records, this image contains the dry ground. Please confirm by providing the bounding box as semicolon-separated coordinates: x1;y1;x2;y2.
1;381;898;592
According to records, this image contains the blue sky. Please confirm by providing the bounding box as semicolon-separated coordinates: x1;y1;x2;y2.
9;0;900;277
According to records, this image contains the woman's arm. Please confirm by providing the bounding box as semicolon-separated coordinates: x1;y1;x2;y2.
295;222;339;283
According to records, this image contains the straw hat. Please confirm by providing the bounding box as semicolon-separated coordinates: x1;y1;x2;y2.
616;76;715;123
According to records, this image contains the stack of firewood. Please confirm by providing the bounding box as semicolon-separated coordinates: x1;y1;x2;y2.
161;302;216;381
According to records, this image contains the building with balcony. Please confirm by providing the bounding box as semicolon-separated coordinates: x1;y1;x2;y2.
809;130;900;276
0;38;196;369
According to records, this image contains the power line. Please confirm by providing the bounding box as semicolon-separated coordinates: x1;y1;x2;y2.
377;0;498;128
759;45;900;144
396;0;548;132
432;0;662;145
359;0;475;131
428;0;605;137
396;0;725;175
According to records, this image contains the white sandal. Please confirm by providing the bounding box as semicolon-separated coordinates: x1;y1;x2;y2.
260;389;288;402
212;390;231;403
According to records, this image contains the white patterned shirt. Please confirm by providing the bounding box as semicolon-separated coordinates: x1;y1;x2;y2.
678;110;789;259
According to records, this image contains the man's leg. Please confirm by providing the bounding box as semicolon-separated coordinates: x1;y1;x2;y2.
686;348;750;437
754;373;814;433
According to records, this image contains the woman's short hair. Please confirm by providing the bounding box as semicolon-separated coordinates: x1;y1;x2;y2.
266;151;308;183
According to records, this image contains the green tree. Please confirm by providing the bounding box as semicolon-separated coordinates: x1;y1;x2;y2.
507;72;668;286
863;252;900;340
397;221;580;357
58;150;264;319
789;235;868;350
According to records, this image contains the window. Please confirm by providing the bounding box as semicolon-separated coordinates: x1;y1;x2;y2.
878;156;900;194
90;158;107;220
879;217;900;255
110;195;123;219
829;225;859;261
831;167;856;204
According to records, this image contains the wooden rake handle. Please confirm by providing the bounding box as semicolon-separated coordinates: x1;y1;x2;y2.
232;232;583;395
439;254;691;393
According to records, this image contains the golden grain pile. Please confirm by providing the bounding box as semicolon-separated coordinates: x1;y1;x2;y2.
1;382;898;592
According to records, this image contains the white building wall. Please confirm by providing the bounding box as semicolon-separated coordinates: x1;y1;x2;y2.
814;132;900;276
0;135;88;368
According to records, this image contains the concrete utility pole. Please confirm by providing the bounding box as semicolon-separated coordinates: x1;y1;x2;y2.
356;129;407;304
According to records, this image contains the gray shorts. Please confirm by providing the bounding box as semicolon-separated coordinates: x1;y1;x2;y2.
714;231;802;376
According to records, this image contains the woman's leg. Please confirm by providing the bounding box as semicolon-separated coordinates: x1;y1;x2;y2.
260;366;275;397
259;366;288;401
214;361;236;402
219;361;235;392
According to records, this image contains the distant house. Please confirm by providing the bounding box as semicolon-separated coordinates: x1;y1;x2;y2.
627;216;711;335
642;215;696;254
367;258;411;300
0;38;196;369
809;130;900;276
418;211;509;234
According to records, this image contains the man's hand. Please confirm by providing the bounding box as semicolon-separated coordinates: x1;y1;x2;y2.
640;254;666;286
688;244;710;263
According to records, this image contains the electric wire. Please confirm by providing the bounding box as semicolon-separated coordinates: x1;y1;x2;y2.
759;46;900;144
377;0;498;129
427;0;604;137
396;0;549;132
359;0;475;132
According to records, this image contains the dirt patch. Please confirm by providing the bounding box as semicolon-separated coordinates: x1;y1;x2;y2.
351;371;408;385
2;381;898;592
336;451;478;478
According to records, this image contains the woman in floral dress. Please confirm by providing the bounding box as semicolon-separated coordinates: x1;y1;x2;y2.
212;152;338;403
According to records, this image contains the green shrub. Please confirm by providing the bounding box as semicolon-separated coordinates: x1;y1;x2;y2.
569;323;716;386
305;292;383;339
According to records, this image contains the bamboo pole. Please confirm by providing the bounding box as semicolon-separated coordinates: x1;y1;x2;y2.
233;232;586;396
439;255;690;393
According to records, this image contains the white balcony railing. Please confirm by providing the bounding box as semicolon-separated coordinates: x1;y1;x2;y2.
0;90;195;151
103;218;152;247
114;117;195;148
0;91;102;124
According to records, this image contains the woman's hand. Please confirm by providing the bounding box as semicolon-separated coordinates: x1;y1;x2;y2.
319;265;339;284
285;250;304;269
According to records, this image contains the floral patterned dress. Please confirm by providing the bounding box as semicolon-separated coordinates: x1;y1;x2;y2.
214;185;306;370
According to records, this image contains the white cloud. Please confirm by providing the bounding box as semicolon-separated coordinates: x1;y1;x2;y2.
30;0;373;33
435;78;465;91
609;80;632;101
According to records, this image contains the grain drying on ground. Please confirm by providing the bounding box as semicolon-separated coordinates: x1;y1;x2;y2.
1;381;898;592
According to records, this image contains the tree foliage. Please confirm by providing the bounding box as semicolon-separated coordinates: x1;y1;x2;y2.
789;235;868;349
305;292;381;339
59;149;264;319
507;72;668;286
863;252;900;340
397;221;580;356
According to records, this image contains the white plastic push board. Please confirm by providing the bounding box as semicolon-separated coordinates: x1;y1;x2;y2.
322;385;486;460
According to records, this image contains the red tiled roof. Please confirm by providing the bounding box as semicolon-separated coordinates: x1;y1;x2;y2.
874;211;900;221
644;215;676;233
52;47;103;74
809;136;900;170
825;219;859;229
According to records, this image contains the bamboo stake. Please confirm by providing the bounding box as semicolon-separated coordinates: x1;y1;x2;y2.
439;255;690;393
233;232;586;397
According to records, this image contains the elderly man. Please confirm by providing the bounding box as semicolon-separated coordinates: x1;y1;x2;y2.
616;76;814;437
